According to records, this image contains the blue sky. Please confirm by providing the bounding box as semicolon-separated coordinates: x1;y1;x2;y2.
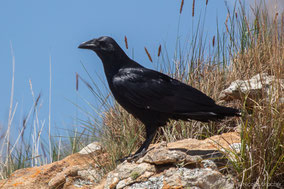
0;0;232;136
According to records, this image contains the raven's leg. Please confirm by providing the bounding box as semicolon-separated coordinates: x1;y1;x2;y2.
118;126;157;162
133;130;156;155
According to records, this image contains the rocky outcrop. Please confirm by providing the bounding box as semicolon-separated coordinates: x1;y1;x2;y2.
219;73;284;106
102;132;240;189
0;142;104;189
0;133;240;189
104;163;235;189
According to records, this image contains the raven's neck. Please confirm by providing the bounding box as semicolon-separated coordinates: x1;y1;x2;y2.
96;50;132;82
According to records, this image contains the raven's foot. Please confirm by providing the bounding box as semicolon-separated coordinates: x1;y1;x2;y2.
117;149;147;163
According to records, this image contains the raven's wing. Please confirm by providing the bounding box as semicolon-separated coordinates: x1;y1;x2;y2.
112;67;216;113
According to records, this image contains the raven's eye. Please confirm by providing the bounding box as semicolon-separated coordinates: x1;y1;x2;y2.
99;41;107;47
99;41;114;51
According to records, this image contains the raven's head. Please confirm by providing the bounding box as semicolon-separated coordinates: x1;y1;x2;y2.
78;36;130;71
78;36;117;53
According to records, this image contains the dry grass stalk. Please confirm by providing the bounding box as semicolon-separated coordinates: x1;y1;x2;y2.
179;0;184;14
76;72;79;91
225;13;229;33
144;47;153;62
124;36;128;49
192;0;195;17
158;44;162;57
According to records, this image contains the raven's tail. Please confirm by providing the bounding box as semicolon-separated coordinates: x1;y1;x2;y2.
173;105;241;122
213;105;241;117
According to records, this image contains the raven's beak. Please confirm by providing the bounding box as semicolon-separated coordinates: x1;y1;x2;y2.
78;39;98;50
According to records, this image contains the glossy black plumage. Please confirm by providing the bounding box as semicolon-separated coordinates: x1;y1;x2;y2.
78;36;240;161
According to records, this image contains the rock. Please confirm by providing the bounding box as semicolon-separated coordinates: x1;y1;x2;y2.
79;142;102;155
106;166;236;189
138;148;190;165
219;73;284;106
0;133;240;189
0;142;106;189
48;165;81;188
103;132;240;189
105;162;155;189
201;159;218;170
153;132;240;150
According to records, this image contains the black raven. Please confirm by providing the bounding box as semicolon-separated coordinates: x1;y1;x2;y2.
78;36;240;161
